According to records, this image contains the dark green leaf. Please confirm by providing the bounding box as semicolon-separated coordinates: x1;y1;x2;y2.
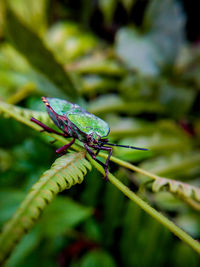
39;196;93;237
4;6;78;100
45;22;98;63
80;250;116;267
144;0;186;65
99;0;117;24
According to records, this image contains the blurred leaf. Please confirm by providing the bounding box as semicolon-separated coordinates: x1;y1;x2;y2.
138;152;200;179
3;6;78;100
81;75;118;95
0;193;92;266
0;191;25;225
45;22;98;63
0;70;30;100
11;139;53;179
81;169;103;207
0;43;30;72
115;0;186;75
120;0;135;12
175;214;200;237
83;218;102;243
5;228;41;267
88;94;163;115
80;250;116;267
0;117;29;148
67;54;125;76
172;242;200;267
175;44;200;88
154;192;186;212
0;149;12;172
102;171;126;246
98;0;117;24
39;196;93;237
0;191;92;266
158;81;195;118
7;0;47;35
120;201;171;267
118;74;156;101
119;74;196;117
108;116;187;139
120;201;142;267
108;115;155;138
144;0;186;65
115;27;162;75
7;83;36;105
113;132;190;161
0;44;70;99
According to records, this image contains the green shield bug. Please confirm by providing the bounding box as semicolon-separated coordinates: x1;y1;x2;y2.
31;97;148;179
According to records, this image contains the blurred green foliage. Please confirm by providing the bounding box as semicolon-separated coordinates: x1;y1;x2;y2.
0;0;200;266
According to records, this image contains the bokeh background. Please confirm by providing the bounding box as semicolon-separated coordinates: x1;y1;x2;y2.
0;0;200;266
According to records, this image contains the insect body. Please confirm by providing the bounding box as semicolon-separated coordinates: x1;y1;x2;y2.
31;97;148;179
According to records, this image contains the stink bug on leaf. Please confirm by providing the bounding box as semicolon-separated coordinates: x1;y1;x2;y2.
31;97;148;179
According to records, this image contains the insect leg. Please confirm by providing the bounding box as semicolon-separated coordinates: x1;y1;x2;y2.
31;117;67;137
91;145;112;179
84;144;107;170
95;143;105;156
56;138;75;154
103;146;113;178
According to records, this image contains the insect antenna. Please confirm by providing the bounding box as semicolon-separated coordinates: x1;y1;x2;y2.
99;142;149;151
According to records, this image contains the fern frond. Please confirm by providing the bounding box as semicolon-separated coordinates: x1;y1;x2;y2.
0;100;51;126
0;152;91;264
99;153;200;209
151;177;200;202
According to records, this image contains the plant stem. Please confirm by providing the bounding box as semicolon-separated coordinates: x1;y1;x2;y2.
87;155;200;254
99;151;162;180
180;196;200;211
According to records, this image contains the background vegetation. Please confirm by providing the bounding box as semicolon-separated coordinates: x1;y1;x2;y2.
0;0;200;266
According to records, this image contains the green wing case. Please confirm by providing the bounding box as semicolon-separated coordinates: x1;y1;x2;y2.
46;97;110;137
46;97;73;115
68;113;109;137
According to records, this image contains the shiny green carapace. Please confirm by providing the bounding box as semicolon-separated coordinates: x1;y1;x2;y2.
45;97;110;140
31;97;148;179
